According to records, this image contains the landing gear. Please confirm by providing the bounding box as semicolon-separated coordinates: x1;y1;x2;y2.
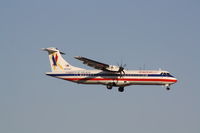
166;87;170;91
118;87;124;92
165;84;170;91
106;84;125;92
106;84;113;90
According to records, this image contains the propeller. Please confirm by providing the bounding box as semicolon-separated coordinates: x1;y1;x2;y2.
117;63;126;77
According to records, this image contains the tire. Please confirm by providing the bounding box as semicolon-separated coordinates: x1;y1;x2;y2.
107;84;112;89
118;87;124;92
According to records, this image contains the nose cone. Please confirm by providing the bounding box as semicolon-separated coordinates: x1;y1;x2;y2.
173;77;178;83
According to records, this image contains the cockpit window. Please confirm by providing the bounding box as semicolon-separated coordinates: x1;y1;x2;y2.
161;72;166;76
161;72;173;77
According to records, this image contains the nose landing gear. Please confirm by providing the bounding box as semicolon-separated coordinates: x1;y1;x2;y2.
166;87;170;91
165;84;171;91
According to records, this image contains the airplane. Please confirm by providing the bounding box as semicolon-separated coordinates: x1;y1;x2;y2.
42;47;177;92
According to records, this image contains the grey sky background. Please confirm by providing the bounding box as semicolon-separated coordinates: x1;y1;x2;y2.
1;0;200;133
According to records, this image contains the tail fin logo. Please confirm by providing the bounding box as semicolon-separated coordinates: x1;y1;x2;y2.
52;54;58;66
52;53;64;70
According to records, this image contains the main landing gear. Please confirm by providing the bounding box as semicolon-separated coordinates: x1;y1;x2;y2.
106;84;113;90
118;87;124;92
106;84;124;92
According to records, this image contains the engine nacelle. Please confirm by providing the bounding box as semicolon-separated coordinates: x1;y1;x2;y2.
106;65;121;72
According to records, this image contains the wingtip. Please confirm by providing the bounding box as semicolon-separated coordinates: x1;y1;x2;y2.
74;56;81;59
41;48;46;51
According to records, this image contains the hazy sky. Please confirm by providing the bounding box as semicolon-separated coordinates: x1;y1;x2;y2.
1;0;200;133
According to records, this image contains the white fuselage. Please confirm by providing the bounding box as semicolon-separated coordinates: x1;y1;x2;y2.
43;47;177;91
46;70;177;87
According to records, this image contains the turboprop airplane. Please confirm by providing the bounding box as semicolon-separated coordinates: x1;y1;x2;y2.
42;47;177;92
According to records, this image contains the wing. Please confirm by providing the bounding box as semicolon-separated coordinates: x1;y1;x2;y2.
74;56;110;71
74;56;122;72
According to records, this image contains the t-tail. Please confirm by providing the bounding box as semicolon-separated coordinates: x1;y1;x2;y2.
42;47;84;72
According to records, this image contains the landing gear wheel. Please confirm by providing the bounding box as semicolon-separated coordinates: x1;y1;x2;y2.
107;84;113;90
118;87;124;92
166;87;170;91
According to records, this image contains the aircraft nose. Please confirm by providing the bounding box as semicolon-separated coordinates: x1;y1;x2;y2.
173;78;178;83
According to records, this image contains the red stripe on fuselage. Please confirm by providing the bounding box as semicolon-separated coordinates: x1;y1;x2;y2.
62;78;177;83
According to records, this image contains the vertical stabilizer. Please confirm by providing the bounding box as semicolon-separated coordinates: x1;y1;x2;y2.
42;47;84;72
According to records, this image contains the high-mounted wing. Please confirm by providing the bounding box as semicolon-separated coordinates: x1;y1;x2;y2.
74;56;109;71
74;56;124;72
